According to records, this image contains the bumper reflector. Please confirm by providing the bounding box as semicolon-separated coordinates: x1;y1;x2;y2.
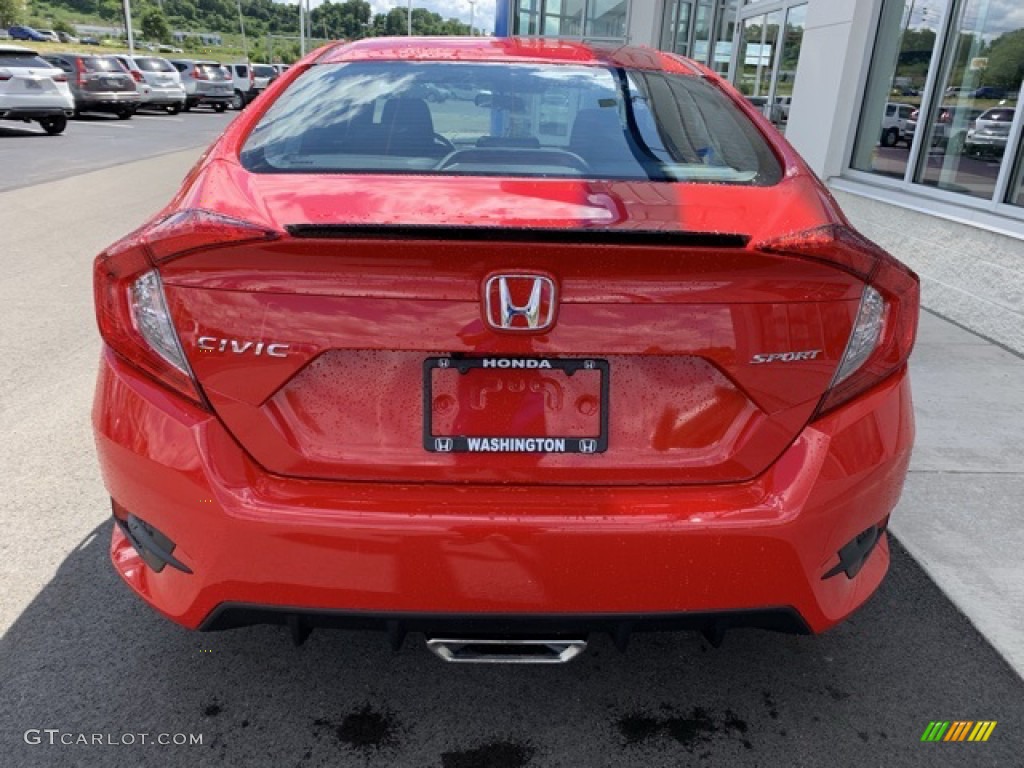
113;505;192;574
822;523;884;580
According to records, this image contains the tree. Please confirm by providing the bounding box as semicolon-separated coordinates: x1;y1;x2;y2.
0;0;21;27
141;8;172;42
983;29;1024;90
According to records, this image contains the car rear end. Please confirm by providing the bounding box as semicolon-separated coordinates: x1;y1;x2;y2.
966;107;1015;156
251;63;275;94
191;61;232;111
92;41;918;660
0;46;74;132
70;54;139;117
131;55;186;113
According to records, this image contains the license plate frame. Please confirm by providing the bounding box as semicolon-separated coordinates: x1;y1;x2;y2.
423;356;609;454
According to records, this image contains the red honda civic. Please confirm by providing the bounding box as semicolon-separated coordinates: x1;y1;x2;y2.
92;37;918;662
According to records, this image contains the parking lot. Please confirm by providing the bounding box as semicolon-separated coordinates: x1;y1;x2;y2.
2;115;1023;768
0;108;234;192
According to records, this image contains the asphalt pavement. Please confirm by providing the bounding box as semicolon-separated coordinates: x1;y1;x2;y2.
1;124;1022;768
0;107;235;192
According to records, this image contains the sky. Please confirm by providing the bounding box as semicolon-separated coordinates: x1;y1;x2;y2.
319;0;498;34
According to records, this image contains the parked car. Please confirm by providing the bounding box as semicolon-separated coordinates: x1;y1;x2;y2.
880;102;915;147
80;36;100;46
56;31;79;44
33;28;60;43
0;44;74;134
971;86;1006;99
252;63;276;87
965;107;1015;157
272;63;289;77
904;105;983;150
226;62;255;109
41;53;140;118
168;58;232;112
228;62;275;109
8;26;47;43
91;38;919;660
111;54;186;114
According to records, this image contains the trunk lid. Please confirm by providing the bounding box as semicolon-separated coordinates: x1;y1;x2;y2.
159;165;863;485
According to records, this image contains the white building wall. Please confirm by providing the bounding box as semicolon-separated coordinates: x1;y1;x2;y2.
783;0;880;180
627;0;665;47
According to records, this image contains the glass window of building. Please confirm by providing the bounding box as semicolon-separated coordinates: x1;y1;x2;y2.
711;0;740;76
518;0;543;35
661;0;694;55
915;0;1023;200
515;0;628;40
586;0;627;38
851;0;947;179
852;0;1024;217
775;4;807;123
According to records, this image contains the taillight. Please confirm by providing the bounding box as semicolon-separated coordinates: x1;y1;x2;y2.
52;73;67;83
194;67;207;80
74;57;86;86
0;72;11;82
130;70;144;83
93;209;279;405
757;224;920;418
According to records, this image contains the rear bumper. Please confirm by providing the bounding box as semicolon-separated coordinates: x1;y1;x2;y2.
93;348;914;635
140;86;186;105
0;106;73;120
77;94;140;111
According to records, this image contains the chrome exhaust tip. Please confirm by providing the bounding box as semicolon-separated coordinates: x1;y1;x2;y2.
426;638;587;664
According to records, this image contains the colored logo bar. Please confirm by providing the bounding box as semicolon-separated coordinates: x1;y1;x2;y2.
921;721;997;742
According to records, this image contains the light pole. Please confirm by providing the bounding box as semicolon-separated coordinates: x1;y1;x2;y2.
468;0;475;35
236;0;248;62
122;0;134;55
407;0;413;36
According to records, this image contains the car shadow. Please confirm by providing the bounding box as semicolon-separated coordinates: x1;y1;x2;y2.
0;124;52;138
1;524;1021;768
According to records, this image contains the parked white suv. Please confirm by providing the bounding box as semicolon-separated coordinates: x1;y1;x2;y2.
0;45;74;134
111;54;186;114
881;102;915;147
228;62;276;110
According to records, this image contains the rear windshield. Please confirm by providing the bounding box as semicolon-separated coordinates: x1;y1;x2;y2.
253;65;275;78
0;54;53;68
981;108;1014;122
83;57;124;73
198;63;228;79
134;56;175;72
240;61;782;184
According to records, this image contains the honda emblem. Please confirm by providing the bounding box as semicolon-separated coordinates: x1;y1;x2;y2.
484;274;557;332
579;439;598;454
434;438;453;452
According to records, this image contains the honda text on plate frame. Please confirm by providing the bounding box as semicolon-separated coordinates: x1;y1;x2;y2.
91;37;919;663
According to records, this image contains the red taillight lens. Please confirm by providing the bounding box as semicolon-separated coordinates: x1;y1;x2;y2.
143;209;278;262
757;224;920;418
74;57;86;86
93;209;278;405
131;70;144;83
52;73;67;83
194;67;207;80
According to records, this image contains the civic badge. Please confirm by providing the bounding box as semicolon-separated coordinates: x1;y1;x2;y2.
483;274;557;332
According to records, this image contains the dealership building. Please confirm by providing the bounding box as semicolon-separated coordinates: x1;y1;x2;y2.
493;0;1024;352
